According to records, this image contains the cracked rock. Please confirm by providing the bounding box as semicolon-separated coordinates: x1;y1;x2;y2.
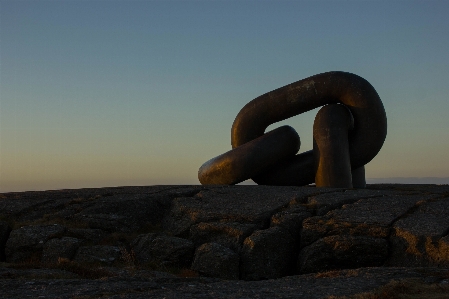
389;198;449;267
298;235;388;273
305;189;401;216
270;208;311;239
191;242;239;280
162;186;325;236
241;226;295;280
301;194;438;248
132;233;194;267
189;222;257;251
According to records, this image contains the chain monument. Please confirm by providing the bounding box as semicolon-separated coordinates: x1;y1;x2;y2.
198;71;387;188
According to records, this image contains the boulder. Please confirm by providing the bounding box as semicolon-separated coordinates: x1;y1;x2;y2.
241;226;295;280
73;245;121;265
132;233;194;267
191;242;239;280
298;235;388;273
5;224;66;263
41;237;81;264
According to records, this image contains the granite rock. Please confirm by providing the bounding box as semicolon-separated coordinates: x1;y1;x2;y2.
189;222;257;251
191;242;239;280
131;233;194;267
241;226;295;280
300;194;438;248
1;184;448;292
162;185;328;236
73;245;121;265
5;224;66;263
389;198;449;267
298;235;389;273
41;237;81;264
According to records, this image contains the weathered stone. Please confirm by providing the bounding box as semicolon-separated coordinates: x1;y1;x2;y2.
66;228;106;243
241;226;295;280
301;194;437;248
388;198;449;267
0;221;11;261
73;245;121;265
71;188;202;233
75;213;129;232
0;186;204;234
305;189;402;216
132;233;194;267
41;237;81;264
0;267;81;279
270;208;311;238
5;224;66;263
191;242;239;280
2;184;449;288
189;222;257;251
298;235;388;273
1;266;449;298
0;194;73;223
163;185;330;236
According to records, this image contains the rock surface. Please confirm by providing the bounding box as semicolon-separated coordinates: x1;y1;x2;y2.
191;242;239;280
0;184;449;298
41;237;81;264
241;226;295;280
131;233;194;267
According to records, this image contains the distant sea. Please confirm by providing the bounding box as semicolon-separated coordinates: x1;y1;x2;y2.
238;177;449;185
366;177;449;185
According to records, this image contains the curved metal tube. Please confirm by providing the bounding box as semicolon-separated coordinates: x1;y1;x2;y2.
313;104;354;188
198;126;300;185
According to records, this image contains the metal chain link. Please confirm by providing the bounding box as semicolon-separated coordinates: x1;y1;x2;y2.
198;71;387;188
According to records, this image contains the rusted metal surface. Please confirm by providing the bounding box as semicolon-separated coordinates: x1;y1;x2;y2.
313;104;354;188
198;71;387;187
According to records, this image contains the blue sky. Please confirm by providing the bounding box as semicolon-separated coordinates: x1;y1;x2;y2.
1;0;448;192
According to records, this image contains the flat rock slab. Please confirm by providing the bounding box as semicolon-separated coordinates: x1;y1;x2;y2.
1;184;449;297
301;194;440;247
163;185;332;236
0;186;206;227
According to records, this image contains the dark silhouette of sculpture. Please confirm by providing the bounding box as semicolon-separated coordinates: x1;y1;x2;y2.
198;71;387;188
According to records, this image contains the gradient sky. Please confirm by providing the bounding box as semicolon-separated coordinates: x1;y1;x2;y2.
1;0;449;192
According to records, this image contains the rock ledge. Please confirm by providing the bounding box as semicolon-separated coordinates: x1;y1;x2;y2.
1;184;449;298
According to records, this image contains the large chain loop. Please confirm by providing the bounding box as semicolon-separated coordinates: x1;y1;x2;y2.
198;71;387;188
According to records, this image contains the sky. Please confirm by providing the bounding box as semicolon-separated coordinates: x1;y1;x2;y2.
1;0;448;192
